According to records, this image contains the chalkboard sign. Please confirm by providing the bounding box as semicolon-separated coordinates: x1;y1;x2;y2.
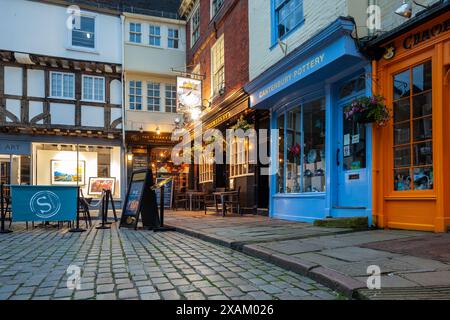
120;169;160;230
155;178;173;209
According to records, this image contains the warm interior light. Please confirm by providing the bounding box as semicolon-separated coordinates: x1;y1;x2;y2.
127;152;133;161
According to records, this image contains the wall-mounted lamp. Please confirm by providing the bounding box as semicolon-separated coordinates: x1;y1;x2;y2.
127;149;133;161
57;144;62;151
156;126;161;135
139;125;144;134
395;1;429;19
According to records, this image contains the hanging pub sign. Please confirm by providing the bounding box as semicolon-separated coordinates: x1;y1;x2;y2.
177;77;202;112
120;169;160;230
10;186;78;222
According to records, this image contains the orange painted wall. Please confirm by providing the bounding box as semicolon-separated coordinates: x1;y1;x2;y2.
372;12;450;232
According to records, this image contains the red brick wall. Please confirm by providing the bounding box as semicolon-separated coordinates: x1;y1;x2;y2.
185;0;249;106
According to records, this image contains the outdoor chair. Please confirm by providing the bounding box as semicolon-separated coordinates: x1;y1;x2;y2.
224;186;242;216
79;189;93;228
174;188;188;211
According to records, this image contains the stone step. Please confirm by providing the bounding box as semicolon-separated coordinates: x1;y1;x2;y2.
313;217;369;229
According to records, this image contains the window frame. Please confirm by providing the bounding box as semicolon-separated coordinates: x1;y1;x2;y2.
149;24;161;47
392;60;434;193
69;13;97;51
199;153;214;184
129;80;143;111
211;35;225;97
129;22;142;44
210;0;224;19
146;81;161;112
275;97;326;195
168;27;180;49
164;83;177;113
271;0;305;46
49;71;75;100
190;2;201;47
81;75;105;103
229;136;254;179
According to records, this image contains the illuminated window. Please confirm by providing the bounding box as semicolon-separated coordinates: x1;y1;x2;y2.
199;153;214;183
393;60;433;191
211;35;225;96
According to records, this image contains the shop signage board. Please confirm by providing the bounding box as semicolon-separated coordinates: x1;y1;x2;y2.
120;169;160;230
0;140;31;155
10;185;78;222
176;77;202;112
155;177;173;209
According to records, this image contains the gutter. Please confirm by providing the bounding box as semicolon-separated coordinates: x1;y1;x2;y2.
120;14;127;200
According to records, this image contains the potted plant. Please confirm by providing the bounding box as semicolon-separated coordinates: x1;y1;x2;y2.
344;95;390;127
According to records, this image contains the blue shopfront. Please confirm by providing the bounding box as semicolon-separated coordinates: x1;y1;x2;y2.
246;18;373;225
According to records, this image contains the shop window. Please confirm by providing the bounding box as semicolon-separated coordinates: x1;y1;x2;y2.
129;23;142;43
273;0;304;41
199;153;214;183
190;4;200;46
72;15;95;49
82;75;105;102
165;84;177;113
147;82;161;112
50;72;75;99
168;28;179;49
277;114;285;193
129;81;142;110
149;25;161;46
211;35;225;96
229;136;254;179
277;97;326;194
393;60;433;191
32;144;121;199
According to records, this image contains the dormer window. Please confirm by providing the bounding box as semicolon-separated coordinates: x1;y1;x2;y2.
72;15;95;49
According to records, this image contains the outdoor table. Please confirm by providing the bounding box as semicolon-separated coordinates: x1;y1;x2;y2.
185;191;207;211
213;191;239;216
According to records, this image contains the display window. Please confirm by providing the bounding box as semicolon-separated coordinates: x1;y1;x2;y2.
392;60;433;191
276;97;326;194
32;143;122;198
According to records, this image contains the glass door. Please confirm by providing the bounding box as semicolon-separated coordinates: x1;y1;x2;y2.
336;102;368;208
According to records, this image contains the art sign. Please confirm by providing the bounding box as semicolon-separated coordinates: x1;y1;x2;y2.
10;186;78;222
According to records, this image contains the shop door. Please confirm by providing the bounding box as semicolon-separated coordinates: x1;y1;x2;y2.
335;102;368;208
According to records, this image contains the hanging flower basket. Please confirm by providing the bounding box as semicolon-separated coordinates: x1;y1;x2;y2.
345;95;390;127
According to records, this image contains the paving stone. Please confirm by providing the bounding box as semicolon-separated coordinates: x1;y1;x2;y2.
74;290;95;300
200;286;222;296
140;292;161;300
97;284;115;293
156;282;174;291
118;289;139;299
96;293;117;300
160;290;181;300
184;292;206;300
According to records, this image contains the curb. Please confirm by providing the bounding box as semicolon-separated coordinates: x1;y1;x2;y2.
166;223;366;299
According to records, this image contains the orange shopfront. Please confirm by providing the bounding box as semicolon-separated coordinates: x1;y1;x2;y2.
368;7;450;232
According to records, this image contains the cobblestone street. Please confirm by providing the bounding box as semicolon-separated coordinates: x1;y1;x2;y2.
0;223;341;300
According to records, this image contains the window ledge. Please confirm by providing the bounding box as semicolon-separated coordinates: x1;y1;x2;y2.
270;19;305;51
126;41;164;50
66;46;99;54
81;100;106;104
273;192;326;198
48;96;76;101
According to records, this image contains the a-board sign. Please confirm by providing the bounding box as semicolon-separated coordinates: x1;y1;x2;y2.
120;169;160;229
155;177;174;209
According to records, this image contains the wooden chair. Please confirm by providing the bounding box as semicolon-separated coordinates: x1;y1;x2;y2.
224;186;242;216
174;188;188;211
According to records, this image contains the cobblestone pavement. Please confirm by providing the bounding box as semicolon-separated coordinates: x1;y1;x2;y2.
0;223;341;300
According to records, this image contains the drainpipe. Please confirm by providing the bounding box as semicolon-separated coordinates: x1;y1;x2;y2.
120;14;126;202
